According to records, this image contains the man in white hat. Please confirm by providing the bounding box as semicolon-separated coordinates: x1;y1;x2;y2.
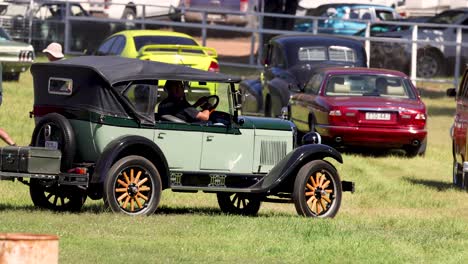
43;42;64;61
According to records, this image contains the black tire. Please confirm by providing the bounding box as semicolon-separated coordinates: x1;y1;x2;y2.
404;140;427;158
29;179;86;212
417;49;443;78
31;113;76;171
264;95;272;117
217;193;262;216
453;159;463;188
293;160;342;218
104;155;161;216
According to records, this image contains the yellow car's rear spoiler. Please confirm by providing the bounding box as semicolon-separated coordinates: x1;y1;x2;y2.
138;44;218;58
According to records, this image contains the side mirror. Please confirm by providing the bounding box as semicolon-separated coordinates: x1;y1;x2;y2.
446;88;456;97
302;132;321;145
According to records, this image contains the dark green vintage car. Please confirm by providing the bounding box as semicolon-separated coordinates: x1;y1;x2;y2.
0;56;354;217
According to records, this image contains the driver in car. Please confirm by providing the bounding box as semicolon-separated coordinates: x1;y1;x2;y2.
158;80;214;122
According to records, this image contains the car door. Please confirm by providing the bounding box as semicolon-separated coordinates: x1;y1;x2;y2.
290;72;324;133
199;124;254;173
453;71;468;161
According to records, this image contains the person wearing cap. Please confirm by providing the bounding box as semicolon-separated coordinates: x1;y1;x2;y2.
158;80;214;122
43;42;64;62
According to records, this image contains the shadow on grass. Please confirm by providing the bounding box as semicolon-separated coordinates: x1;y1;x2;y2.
427;105;455;117
339;147;408;158
418;87;448;99
403;177;458;191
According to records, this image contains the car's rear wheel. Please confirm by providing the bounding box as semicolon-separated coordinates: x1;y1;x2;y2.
293;160;342;218
417;49;443;78
453;159;463;188
104;155;161;216
29;179;86;212
217;193;262;216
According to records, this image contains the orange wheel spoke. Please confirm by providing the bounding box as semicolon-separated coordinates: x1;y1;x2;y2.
135;197;143;209
320;199;326;212
122;196;131;208
306;196;316;206
139;186;151;192
115;187;127;193
306;183;315;191
310;176;317;187
311;198;317;212
325;189;333;193
315;173;321;187
117;192;128;202
322;180;330;189
318;174;325;187
316;200;322;214
123;172;130;184
130;198;135;211
137;177;148;187
117;179;128;188
322;195;331;203
130;169;134;183
137;192;148;201
305;191;314;197
134;171;142;184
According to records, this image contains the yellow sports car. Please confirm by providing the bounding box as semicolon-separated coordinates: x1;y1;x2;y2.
96;30;219;95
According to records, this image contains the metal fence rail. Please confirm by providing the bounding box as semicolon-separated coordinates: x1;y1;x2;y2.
1;1;467;87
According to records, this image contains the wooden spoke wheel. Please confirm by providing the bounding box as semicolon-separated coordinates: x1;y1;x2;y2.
29;179;86;212
293;160;342;218
104;156;161;216
217;193;262;216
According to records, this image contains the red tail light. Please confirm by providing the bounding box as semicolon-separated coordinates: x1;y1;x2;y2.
400;111;426;128
240;0;248;12
104;0;111;9
208;61;219;72
412;113;426;128
329;109;347;125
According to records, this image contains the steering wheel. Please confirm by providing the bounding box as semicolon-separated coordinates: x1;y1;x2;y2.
194;95;219;112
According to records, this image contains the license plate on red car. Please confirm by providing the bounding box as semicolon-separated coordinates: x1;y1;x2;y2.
365;112;391;120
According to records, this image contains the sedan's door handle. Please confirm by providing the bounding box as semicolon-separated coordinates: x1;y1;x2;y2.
206;136;214;142
157;133;166;139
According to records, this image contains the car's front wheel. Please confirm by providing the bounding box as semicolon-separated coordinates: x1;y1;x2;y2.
217;193;262;216
104;155;162;216
293;160;342;218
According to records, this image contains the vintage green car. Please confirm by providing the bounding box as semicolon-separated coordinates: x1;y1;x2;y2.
1;56;354;217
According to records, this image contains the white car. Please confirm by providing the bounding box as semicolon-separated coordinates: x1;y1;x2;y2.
85;0;181;20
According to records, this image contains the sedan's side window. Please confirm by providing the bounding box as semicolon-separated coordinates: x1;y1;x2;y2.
97;37;116;55
304;73;323;95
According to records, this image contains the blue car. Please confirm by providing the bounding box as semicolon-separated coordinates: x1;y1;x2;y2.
295;4;400;35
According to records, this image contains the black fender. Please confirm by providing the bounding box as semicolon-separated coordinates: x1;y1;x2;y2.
251;144;342;193
266;77;292;116
90;135;170;189
239;79;263;114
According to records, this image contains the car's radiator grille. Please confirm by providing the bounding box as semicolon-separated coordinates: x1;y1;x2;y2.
259;140;287;166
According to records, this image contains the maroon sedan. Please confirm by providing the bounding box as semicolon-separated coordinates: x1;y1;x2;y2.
289;67;427;156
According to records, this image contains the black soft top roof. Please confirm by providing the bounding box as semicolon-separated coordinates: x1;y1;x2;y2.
31;56;241;86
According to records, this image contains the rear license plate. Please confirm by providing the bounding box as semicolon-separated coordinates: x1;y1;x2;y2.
365;112;391;120
45;141;58;150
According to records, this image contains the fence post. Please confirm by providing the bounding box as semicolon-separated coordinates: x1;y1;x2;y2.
312;18;318;35
202;11;207;46
365;21;370;67
454;27;462;89
256;11;264;67
64;1;70;54
410;25;418;85
142;4;146;29
249;13;256;66
28;0;33;44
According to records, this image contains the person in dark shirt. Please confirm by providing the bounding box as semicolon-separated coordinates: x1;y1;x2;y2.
158;80;213;122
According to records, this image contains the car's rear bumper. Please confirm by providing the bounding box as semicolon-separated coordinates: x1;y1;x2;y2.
2;61;33;73
317;125;427;148
184;12;247;26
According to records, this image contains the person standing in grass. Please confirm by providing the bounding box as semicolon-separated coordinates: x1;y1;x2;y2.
43;42;64;62
0;63;16;146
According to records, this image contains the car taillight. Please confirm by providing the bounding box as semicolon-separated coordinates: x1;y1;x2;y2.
208;61;219;72
104;0;111;9
240;0;248;12
412;113;426;128
329;109;347;125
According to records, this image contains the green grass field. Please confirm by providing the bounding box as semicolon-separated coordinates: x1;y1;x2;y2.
0;65;467;263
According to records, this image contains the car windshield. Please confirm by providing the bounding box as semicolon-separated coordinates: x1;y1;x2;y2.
427;10;466;24
298;46;356;62
0;28;11;40
325;74;416;99
133;36;202;54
